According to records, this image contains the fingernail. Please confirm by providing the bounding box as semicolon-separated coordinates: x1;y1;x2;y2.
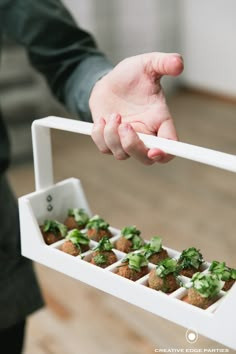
151;155;162;162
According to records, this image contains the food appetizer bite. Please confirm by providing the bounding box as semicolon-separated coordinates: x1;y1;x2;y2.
183;272;224;309
115;225;144;253
61;229;90;256
64;208;89;230
86;215;112;241
116;253;149;281
140;236;169;264
209;260;236;291
177;247;204;277
148;258;180;293
90;237;118;268
40;219;67;245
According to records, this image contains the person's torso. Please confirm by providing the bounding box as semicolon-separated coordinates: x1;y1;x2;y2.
0;34;11;174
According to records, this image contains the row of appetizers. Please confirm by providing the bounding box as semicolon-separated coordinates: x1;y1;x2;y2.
40;209;112;245
39;209;236;309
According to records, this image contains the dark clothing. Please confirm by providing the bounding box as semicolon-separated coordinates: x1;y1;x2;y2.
0;319;26;354
0;0;113;330
0;176;44;330
0;112;10;174
0;0;113;174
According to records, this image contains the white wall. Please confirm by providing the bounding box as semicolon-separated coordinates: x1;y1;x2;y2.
62;0;180;61
62;0;181;94
61;1;236;97
179;0;236;96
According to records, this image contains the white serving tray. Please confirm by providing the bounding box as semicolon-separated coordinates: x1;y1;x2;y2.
18;116;236;350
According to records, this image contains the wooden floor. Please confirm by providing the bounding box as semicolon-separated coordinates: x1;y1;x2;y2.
7;91;236;353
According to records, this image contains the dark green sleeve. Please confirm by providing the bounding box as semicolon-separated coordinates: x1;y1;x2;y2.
0;0;113;121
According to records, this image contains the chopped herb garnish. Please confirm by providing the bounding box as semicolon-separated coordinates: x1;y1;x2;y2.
132;235;144;250
43;220;67;237
121;225;140;239
187;272;224;298
209;260;236;281
121;226;144;250
93;237;113;252
94;254;107;265
156;258;178;278
122;253;148;272
232;270;236;280
178;247;204;270
150;236;162;251
68;208;89;227
66;229;89;248
140;236;162;258
86;215;109;231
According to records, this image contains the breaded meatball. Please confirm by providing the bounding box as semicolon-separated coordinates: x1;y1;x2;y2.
116;262;148;281
178;247;204;278
90;250;117;268
223;279;235;291
40;220;67;245
148;248;169;265
87;228;112;242
115;237;133;253
185;288;216;309
64;216;83;231
148;268;179;293
64;208;89;230
116;225;144;253
179;266;201;278
40;226;63;245
208;260;236;292
61;240;89;256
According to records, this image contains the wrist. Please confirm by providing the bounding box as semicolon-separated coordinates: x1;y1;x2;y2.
64;55;113;122
89;71;111;122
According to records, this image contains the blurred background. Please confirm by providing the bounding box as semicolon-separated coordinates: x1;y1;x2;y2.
1;0;236;163
1;0;236;353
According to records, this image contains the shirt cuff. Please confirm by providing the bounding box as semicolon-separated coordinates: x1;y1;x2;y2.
64;55;113;122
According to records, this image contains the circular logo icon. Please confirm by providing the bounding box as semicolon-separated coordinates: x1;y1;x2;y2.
185;329;198;344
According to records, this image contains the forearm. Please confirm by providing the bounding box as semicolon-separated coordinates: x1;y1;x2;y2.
0;0;113;120
64;55;112;122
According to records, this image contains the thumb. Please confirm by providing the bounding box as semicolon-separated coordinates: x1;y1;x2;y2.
143;52;184;78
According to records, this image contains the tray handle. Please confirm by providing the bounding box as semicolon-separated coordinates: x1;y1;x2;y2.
32;116;236;191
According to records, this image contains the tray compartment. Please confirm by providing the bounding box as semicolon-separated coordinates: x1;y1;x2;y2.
179;288;225;313
109;258;154;282
54;239;97;258
82;248;124;268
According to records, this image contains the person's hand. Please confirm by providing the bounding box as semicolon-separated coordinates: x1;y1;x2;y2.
89;52;184;165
